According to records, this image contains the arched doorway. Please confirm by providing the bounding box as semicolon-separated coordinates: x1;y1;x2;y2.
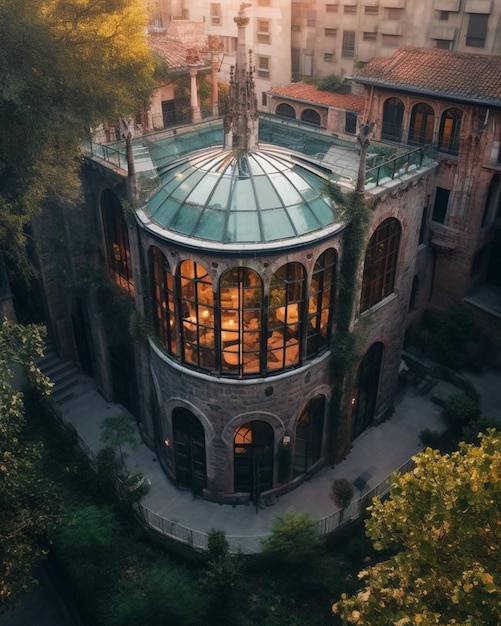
234;421;273;500
381;97;404;142
351;343;384;439
172;408;206;494
293;396;325;477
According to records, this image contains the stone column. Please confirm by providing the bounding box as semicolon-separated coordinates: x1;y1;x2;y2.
190;68;201;122
211;60;219;117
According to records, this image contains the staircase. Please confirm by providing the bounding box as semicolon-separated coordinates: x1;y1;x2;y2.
37;343;81;406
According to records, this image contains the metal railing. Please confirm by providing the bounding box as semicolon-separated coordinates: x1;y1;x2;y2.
82;141;126;170
365;144;436;187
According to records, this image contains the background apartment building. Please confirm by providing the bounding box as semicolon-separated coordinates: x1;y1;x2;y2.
151;1;501;109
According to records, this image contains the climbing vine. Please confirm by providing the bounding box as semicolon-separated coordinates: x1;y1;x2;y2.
323;182;370;459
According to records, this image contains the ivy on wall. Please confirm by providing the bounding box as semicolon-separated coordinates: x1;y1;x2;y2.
323;182;370;460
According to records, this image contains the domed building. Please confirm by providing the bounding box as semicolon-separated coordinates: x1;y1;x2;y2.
74;6;436;504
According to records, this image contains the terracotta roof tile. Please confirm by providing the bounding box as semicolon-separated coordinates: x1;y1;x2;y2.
268;82;366;112
354;47;501;106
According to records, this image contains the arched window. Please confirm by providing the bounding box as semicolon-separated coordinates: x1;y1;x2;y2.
150;246;177;355
438;108;462;155
293;396;325;477
360;218;401;312
173;408;206;494
101;189;134;295
276;103;296;119
301;108;321;126
409;103;434;145
381;97;404;142
351;342;383;439
306;249;336;358
219;268;263;376
268;263;305;371
179;260;215;370
234;421;274;496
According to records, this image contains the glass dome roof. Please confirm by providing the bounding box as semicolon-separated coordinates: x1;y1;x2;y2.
142;145;343;251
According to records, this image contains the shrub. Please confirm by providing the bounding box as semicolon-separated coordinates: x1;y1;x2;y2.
419;428;442;449
260;511;322;567
443;392;481;427
330;478;355;510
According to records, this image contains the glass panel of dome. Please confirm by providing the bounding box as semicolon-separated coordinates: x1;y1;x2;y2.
196;207;226;240
148;188;169;215
308;196;335;225
226;210;260;242
209;176;231;209
153;196;182;227
295;169;326;200
285;170;317;199
261;208;295;240
185;171;220;206
254;176;282;210
231;178;254;210
170;202;202;234
286;203;320;232
268;172;302;205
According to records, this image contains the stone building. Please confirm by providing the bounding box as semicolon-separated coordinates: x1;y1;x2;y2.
37;7;436;504
353;47;501;358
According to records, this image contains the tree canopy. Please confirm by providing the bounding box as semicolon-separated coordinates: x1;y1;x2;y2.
333;430;501;625
0;0;155;280
0;318;59;609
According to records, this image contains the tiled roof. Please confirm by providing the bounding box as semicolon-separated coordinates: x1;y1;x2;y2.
267;82;366;112
354;47;501;106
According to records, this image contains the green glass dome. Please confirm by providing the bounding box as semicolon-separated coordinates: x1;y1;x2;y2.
142;145;343;251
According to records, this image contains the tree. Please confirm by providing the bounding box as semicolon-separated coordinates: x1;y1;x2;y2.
333;431;501;625
0;0;155;282
100;412;138;469
330;478;354;522
0;318;60;609
261;511;323;567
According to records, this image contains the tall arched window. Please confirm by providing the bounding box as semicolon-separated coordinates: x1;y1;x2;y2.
268;263;305;371
351;342;383;439
234;421;274;497
293;396;325;477
179;260;215;370
301;108;321;126
101;189;134;295
409;103;434;145
381;97;404;142
439;108;462;154
360;218;401;312
219;268;263;376
150;246;177;355
276;103;296;119
306;249;336;358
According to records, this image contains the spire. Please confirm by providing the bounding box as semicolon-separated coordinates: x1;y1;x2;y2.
223;3;259;153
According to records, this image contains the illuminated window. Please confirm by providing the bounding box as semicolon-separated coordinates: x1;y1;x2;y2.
220;268;263;377
381;97;404;142
150;246;177;355
306;249;336;358
360;218;401;312
179;260;215;370
268;263;305;372
438;108;462;155
409;103;434;145
101;189;134;296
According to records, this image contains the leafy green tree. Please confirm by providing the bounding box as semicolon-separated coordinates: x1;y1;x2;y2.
0;0;155;282
261;511;323;568
333;430;501;625
331;478;355;522
0;319;59;609
100;412;138;469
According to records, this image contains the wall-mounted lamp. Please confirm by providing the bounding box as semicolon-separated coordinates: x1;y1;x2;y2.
164;438;170;447
283;435;291;445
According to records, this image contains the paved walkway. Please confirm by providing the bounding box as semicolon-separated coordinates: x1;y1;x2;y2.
41;350;501;545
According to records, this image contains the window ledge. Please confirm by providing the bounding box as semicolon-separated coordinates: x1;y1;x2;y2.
359;292;398;318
